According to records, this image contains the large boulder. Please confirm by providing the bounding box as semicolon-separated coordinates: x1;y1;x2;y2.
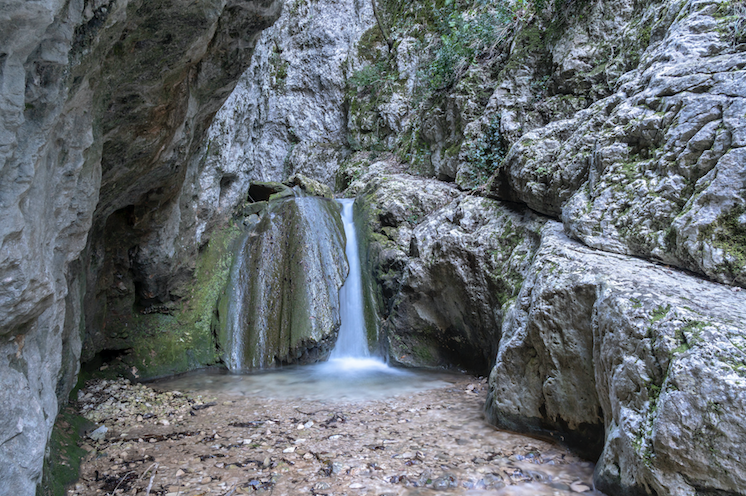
356;169;543;373
219;191;347;370
487;222;746;495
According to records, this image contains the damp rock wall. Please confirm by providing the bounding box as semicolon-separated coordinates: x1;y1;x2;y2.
0;0;281;491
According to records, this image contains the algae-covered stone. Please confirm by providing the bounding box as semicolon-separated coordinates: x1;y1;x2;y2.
98;222;244;379
219;196;347;370
284;174;335;199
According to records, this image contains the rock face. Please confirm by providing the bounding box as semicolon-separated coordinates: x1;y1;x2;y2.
495;0;746;288
0;0;280;492
85;0;375;375
354;167;746;494
487;223;746;495
352;163;542;373
219;189;347;370
1;0;744;493
344;0;745;289
338;0;745;492
191;0;374;211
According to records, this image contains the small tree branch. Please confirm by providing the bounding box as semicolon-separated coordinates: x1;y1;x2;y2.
371;0;394;52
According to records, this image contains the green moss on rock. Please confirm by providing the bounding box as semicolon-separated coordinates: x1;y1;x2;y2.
106;223;242;379
702;205;746;273
37;406;93;496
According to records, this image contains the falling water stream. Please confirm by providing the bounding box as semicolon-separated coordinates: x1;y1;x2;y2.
330;199;370;360
323;198;394;373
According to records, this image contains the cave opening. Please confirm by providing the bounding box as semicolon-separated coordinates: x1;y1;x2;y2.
248;182;280;202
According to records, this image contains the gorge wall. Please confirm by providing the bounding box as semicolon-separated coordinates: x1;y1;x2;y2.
332;0;746;493
1;0;745;494
0;0;281;492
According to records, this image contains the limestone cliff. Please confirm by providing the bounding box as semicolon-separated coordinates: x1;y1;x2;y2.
0;0;280;492
333;0;746;493
1;0;744;493
354;167;746;493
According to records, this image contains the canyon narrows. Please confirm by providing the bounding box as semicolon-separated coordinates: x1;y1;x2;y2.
1;0;744;494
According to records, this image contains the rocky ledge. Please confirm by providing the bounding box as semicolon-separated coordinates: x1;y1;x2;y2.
349;163;746;495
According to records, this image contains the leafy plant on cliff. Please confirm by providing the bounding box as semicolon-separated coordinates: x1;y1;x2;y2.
717;0;746;46
421;3;513;92
466;116;507;182
270;47;290;91
348;59;398;96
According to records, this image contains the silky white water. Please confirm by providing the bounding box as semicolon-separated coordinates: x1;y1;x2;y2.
323;198;397;376
330;198;369;359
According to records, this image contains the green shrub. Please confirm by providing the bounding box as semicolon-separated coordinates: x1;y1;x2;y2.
348;59;399;99
422;5;512;92
467;116;507;181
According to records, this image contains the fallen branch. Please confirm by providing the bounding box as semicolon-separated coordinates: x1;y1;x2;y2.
138;462;158;482
192;401;217;411
145;463;159;496
107;471;134;496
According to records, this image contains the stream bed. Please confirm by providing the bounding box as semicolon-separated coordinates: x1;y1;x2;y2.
69;365;604;495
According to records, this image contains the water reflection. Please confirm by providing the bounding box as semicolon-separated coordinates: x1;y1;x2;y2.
155;361;460;402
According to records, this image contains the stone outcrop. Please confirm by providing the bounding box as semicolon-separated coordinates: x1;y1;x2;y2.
0;0;280;492
494;0;746;288
355;167;746;494
352;162;543;373
487;222;746;495
219;188;347;370
344;0;745;289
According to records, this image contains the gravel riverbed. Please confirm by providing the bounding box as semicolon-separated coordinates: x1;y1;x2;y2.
68;370;602;495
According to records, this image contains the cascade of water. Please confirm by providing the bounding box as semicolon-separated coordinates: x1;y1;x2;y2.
330;199;370;359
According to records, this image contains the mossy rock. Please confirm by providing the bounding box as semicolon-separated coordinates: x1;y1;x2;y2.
284;173;334;199
37;406;95;496
101;223;244;380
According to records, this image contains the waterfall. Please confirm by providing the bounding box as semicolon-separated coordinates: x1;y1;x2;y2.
220;191;390;373
330;199;369;359
322;198;394;374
